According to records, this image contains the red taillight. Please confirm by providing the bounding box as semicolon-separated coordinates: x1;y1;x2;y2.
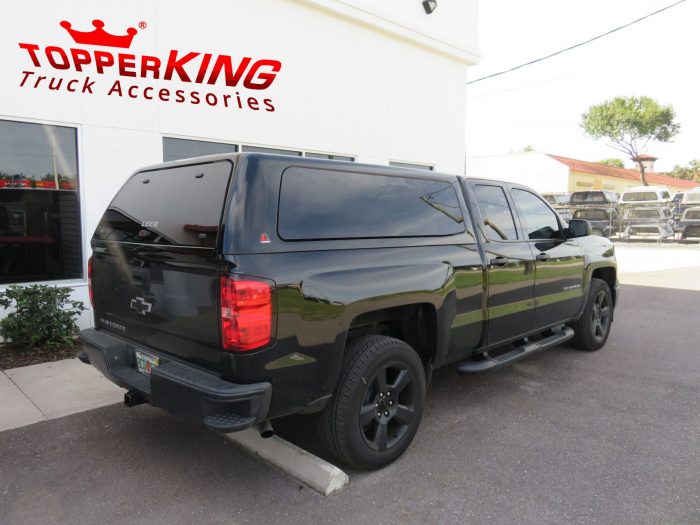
87;255;94;308
220;276;273;352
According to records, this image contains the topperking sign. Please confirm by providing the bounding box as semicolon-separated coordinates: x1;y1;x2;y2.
17;19;282;112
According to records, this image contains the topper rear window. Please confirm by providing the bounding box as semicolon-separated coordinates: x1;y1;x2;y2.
94;161;232;247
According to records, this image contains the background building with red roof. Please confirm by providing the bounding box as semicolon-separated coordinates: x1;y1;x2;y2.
467;152;699;194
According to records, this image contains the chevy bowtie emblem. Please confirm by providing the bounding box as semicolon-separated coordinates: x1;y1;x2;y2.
130;296;153;315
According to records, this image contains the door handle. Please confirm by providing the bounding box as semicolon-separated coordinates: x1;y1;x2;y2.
489;256;510;267
536;253;550;262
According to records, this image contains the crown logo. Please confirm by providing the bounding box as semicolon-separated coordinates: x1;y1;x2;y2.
60;19;137;49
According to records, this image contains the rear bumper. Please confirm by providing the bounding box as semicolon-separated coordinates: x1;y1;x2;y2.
79;328;271;433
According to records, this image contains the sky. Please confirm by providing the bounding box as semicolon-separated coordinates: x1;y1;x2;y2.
465;0;700;172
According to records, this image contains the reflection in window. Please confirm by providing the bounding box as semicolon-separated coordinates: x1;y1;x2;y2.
163;138;238;162
0;120;81;284
512;189;562;240
95;162;231;248
278;169;465;240
473;185;518;241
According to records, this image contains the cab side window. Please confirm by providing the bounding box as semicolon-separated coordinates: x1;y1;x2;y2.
473;184;518;241
512;189;562;240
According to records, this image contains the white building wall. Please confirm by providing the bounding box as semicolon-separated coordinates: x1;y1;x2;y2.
0;0;479;329
466;152;569;193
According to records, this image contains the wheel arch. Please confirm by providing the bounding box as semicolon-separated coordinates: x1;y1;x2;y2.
346;303;439;375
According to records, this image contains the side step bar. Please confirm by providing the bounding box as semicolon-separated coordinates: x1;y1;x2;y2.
457;326;574;375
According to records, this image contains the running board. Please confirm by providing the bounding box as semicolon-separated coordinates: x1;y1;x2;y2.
457;326;574;375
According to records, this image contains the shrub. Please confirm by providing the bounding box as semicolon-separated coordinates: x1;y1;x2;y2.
0;285;86;349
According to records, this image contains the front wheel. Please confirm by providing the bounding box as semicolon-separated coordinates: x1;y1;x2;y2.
317;335;426;470
569;278;613;351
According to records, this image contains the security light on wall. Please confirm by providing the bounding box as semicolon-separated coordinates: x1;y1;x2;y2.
422;0;437;14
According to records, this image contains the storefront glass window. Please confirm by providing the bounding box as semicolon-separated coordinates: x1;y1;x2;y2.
0;120;81;284
163;138;238;162
389;161;433;171
305;152;355;162
241;145;302;156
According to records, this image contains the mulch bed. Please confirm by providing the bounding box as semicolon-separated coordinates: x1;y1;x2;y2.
0;343;80;371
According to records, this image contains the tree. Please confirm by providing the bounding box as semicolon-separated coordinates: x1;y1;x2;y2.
670;159;700;181
581;96;680;185
598;158;625;168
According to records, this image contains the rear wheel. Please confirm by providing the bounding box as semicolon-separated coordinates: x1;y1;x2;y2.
317;335;426;470
569;278;613;351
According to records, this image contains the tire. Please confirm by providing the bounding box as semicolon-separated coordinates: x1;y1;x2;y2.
569;278;613;351
317;335;426;470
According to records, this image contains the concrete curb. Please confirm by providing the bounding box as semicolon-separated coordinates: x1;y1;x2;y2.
1;359;350;495
225;428;349;496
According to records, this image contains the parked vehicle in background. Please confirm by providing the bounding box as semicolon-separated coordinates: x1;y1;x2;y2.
679;188;700;208
542;192;572;221
622;206;674;240
619;186;672;207
569;191;620;235
79;153;619;470
570;191;619;208
572;208;620;238
678;206;700;239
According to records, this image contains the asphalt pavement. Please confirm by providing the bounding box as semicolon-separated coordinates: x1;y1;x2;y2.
1;283;699;525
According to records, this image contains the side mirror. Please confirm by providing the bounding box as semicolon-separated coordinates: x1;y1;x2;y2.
567;219;592;238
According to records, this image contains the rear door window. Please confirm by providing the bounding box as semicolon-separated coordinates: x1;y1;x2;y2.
95;161;232;247
277;168;465;240
473;184;518;241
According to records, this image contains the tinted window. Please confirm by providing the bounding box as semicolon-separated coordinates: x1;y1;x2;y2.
163;138;237;162
512;189;562;240
628;209;661;219
473;185;518;241
570;191;607;204
278;168;465;240
686;210;700;220
0;119;81;284
622;191;658;202
574;209;608;220
95;161;232;247
661;191;671;199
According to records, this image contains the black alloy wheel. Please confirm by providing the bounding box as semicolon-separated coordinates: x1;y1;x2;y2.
359;361;418;453
590;288;611;344
569;277;613;351
317;335;426;470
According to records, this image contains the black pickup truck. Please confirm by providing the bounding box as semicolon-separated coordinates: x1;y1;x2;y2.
80;153;618;469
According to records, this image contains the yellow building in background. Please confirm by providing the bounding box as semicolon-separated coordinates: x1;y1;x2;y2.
467;152;700;194
549;155;698;194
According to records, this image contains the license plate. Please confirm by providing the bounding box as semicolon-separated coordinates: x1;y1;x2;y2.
135;350;159;376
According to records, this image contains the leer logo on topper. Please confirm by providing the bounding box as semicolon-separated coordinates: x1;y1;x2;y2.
59;19;138;49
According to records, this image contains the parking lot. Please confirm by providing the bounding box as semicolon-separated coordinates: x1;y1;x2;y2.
1;245;699;525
